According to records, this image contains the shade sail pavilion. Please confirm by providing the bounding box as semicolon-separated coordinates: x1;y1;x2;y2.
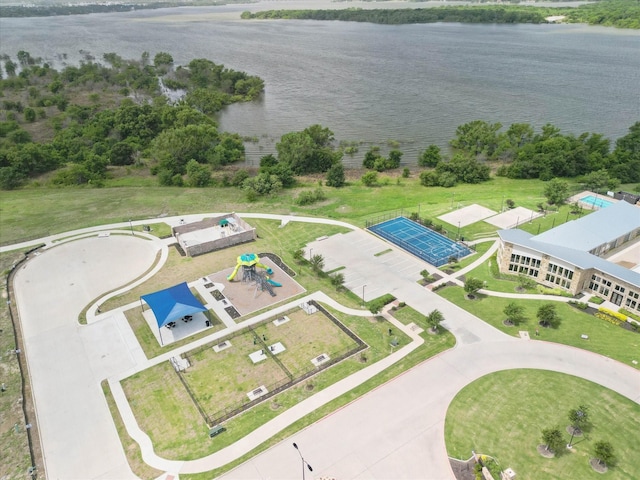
140;282;207;331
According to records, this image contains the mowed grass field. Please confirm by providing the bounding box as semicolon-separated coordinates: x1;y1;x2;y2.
0;177;573;246
445;370;640;480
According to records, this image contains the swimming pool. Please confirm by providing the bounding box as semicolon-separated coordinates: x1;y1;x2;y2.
580;195;614;208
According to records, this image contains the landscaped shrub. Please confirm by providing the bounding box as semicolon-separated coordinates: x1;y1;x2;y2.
568;300;589;310
620;308;640;323
595;312;624;326
536;285;573;297
598;307;628;322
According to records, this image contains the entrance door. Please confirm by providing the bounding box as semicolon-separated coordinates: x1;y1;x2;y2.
610;292;624;306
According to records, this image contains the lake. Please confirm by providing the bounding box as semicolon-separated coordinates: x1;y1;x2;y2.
1;1;638;166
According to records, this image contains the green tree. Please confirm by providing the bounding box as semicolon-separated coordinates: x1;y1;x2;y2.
23;107;36;122
330;272;345;290
276;125;338;174
418;144;442;167
153;52;174;68
419;170;439;187
537;303;561;328
185;159;211;187
583;169;619;193
543;178;570;205
387;149;403;169
464;277;484;296
609;122;640;183
541;427;564;455
593;441;616;468
426;309;445;333
5;59;17;76
450;120;502;158
503;302;526;326
310;253;325;273
361;170;378;186
363;146;381;169
325;162;345;187
292;248;305;263
568;404;590;437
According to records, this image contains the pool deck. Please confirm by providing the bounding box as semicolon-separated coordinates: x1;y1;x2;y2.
570;190;619;210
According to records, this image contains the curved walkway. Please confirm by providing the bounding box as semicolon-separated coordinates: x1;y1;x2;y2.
7;214;640;480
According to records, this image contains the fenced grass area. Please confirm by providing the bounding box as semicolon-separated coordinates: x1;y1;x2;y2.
182;307;362;426
120;303;411;460
445;370;640;480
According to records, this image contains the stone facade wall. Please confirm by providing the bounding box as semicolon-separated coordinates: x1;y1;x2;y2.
185;230;255;257
172;213;257;257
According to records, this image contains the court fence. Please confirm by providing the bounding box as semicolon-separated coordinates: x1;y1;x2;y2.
366;215;475;266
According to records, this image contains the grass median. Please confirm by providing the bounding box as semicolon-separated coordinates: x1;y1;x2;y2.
446;369;640;480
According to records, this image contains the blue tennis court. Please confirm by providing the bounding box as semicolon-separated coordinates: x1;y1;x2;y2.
367;217;472;267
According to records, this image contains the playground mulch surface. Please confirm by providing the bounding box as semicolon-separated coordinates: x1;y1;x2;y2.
207;257;305;317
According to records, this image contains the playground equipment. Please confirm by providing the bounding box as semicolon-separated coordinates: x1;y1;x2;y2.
227;253;281;297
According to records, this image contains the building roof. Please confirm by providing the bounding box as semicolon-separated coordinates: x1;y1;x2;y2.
532;201;640;253
499;229;640;287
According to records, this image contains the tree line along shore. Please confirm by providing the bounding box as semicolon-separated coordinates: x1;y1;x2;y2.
1;50;638;201
1;0;639;29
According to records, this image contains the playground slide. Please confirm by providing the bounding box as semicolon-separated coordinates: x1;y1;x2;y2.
266;278;282;287
227;263;242;281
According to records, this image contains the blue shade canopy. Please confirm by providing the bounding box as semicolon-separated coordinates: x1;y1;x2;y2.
141;282;207;328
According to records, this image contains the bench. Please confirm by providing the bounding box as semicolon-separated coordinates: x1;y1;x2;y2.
209;425;226;438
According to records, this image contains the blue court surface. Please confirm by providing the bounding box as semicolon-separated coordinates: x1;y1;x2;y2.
367;217;472;267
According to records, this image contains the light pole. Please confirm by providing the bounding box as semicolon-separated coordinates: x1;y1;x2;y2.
309;248;313;261
129;219;134;235
362;284;367;306
293;442;313;480
457;221;461;240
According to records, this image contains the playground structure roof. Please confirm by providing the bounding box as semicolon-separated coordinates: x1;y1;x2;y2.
141;282;207;328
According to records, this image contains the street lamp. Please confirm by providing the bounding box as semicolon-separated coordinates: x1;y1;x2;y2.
362;284;367;306
292;443;313;480
457;221;461;240
129;219;134;236
309;248;313;261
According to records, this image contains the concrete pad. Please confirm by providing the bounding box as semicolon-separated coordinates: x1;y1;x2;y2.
439;203;497;228
485;206;542;229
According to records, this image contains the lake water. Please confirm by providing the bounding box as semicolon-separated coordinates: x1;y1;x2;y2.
1;1;638;166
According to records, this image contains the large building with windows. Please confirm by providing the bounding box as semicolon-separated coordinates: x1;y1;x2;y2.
496;200;640;311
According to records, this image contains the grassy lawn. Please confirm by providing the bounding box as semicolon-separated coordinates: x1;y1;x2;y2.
0;177;557;246
463;253;538;294
438;286;640;370
121;303;411;461
445;369;640;480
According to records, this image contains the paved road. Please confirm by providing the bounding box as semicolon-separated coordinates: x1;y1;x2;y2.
221;340;639;480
